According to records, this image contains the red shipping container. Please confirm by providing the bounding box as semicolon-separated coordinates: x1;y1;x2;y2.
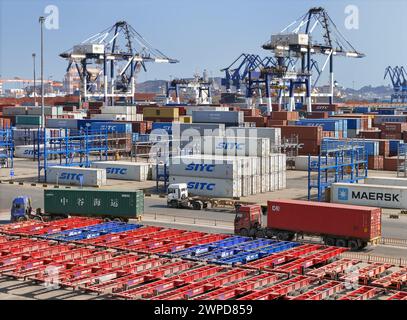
242;108;260;117
267;119;287;126
322;131;335;138
244;116;266;127
357;130;381;139
270;125;322;142
368;156;384;170
384;157;398;171
381;132;402;140
380;122;407;133
270;111;299;121
306;112;329;119
130;121;147;134
298;142;320;155
267;199;381;242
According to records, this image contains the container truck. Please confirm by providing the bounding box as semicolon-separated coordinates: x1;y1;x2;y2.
10;189;144;222
167;183;257;211
234;199;382;250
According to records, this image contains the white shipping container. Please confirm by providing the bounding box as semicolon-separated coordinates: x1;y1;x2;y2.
46;166;107;187
331;182;406;209
226;127;281;150
269;173;275;191
169;157;242;179
46;119;78;129
364;176;407;187
202;136;269;157
14;144;49;159
91;161;150;181
169;175;241;198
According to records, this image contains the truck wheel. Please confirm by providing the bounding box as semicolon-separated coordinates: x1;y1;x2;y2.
248;228;256;237
348;240;360;251
104;217;112;222
192;202;202;210
335;239;348;248
239;228;249;237
169;200;178;208
276;232;290;241
113;217;123;223
255;230;265;239
324;237;336;246
17;216;27;222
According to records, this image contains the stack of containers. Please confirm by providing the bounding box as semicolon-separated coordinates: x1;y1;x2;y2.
143;107;180;122
167;125;286;198
91;106;143;121
295;119;348;139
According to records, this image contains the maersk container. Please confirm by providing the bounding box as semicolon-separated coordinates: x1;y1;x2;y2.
267;199;381;242
169;175;241;198
91;161;150;181
46;166;107;187
331;182;407;209
365;176;407;187
192;110;244;125
44;189;144;218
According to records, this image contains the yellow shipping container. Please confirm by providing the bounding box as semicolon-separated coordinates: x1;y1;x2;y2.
143;107;179;119
180;116;192;123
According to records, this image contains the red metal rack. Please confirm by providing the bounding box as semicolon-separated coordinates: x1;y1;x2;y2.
370;267;407;290
237;276;315;300
290;281;344;300
337;286;383;300
271;247;347;275
306;259;357;279
194;272;281;300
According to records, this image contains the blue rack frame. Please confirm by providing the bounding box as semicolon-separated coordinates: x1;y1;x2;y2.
0;127;14;169
37;127;109;182
308;140;368;201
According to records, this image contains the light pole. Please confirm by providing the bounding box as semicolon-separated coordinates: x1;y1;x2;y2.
39;16;45;128
32;53;36;106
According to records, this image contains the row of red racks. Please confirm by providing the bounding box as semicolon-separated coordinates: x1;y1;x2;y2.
0;218;406;300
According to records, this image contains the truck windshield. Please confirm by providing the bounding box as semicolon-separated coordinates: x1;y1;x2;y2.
235;213;244;221
168;188;175;194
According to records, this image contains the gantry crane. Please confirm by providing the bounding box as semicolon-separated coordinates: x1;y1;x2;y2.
60;21;178;105
262;7;365;112
384;66;407;103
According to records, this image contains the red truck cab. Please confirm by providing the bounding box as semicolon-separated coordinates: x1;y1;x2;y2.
234;205;262;237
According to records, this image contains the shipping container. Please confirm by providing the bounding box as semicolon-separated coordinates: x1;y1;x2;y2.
46;166;107;187
143;107;179;119
15;115;42;126
201;136;270;157
364;176;407;187
169;175;241;198
267;199;381;243
46;118;78;129
192;110;244;125
331;182;407;209
44;189;143;218
91;161;150;181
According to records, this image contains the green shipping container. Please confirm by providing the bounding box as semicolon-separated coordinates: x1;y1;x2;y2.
16;115;42;126
44;189;144;218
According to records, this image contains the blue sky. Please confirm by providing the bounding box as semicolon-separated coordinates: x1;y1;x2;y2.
0;0;406;89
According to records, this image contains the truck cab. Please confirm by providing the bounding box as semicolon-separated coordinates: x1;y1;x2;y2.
234;205;262;237
11;196;32;222
167;183;189;208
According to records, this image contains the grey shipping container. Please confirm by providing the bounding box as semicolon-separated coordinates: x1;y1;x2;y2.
192;110;244;124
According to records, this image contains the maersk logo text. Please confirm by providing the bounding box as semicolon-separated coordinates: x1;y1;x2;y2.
352;191;399;202
338;188;348;201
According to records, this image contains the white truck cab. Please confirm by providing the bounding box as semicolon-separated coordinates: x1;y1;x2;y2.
167;183;189;205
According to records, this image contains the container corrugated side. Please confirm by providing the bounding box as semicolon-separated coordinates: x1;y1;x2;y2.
44;189;144;218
